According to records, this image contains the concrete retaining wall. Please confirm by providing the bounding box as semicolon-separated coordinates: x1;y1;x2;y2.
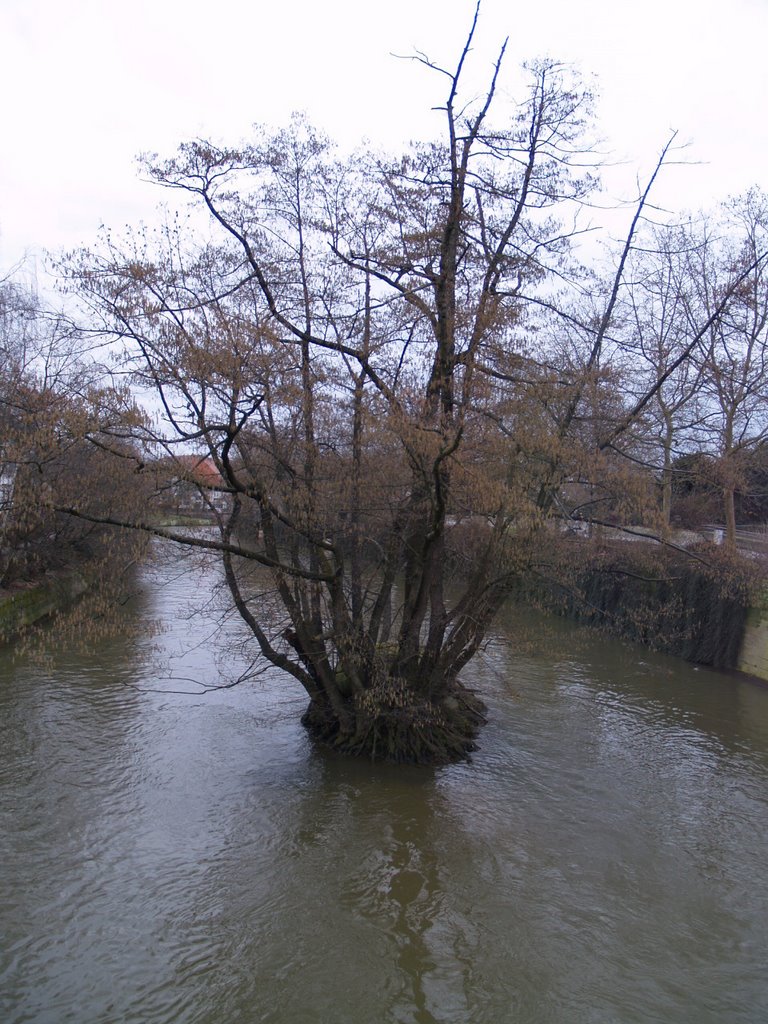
737;598;768;681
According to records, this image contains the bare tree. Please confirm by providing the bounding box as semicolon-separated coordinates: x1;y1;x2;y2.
0;267;147;591
620;222;709;533
680;191;768;545
58;7;767;762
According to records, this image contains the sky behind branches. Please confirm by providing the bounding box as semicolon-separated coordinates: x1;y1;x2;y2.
1;0;766;283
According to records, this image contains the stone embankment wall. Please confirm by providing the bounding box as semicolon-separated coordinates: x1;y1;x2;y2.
0;572;88;642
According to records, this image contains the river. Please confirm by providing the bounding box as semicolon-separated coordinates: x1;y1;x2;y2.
2;544;768;1023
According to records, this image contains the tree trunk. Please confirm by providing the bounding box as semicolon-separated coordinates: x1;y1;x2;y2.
724;485;737;548
661;416;674;537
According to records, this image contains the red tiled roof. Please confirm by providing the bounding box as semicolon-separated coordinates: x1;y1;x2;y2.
173;455;224;487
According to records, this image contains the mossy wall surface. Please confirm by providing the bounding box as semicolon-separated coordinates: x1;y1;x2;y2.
737;596;768;681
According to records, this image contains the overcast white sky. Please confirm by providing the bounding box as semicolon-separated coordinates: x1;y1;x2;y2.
1;0;766;282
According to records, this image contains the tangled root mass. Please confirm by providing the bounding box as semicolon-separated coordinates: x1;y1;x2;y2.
301;677;487;765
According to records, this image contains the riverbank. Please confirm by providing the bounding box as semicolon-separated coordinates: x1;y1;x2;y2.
0;570;89;642
503;537;764;677
0;528;150;644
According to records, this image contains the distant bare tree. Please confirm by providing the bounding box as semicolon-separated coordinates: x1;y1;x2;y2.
684;191;768;545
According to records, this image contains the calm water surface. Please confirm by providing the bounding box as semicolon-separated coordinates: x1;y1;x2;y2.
2;545;768;1023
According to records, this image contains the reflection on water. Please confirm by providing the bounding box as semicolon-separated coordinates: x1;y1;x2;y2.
1;546;768;1023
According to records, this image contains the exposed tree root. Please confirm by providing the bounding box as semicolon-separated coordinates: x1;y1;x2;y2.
301;678;487;765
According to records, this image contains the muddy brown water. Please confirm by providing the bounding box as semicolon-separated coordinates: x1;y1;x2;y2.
2;544;768;1023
